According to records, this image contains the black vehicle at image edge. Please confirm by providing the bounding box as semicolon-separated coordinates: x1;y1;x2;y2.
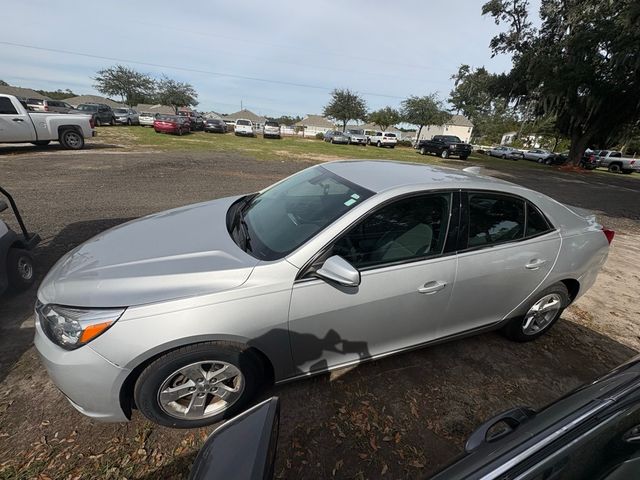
190;355;640;480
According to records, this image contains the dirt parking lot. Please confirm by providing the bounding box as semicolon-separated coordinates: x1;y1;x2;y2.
1;146;639;479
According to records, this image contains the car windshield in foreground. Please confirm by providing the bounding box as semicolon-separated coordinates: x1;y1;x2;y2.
236;120;251;126
230;165;374;260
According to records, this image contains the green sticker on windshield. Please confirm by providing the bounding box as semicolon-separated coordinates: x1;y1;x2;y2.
351;194;360;199
344;198;357;206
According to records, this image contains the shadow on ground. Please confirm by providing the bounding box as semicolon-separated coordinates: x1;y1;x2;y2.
0;142;123;156
0;217;134;383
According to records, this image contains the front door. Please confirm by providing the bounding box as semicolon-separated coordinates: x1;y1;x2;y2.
0;97;35;142
288;192;458;374
442;192;561;337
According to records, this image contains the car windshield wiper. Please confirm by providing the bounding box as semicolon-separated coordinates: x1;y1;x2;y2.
234;194;256;252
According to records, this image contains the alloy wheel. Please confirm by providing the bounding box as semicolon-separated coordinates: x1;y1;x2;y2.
157;361;244;420
522;293;562;335
17;256;33;281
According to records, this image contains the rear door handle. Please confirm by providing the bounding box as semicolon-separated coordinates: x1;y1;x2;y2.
525;259;547;270
418;280;447;294
12;118;24;122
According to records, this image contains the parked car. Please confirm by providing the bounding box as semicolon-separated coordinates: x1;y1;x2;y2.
35;161;613;429
153;115;191;135
417;135;472;159
344;129;368;146
75;103;116;126
263;120;281;139
178;111;204;131
26;98;75;113
368;131;397;148
580;150;598;170
203;118;228;133
139;112;159;127
596;150;640;174
191;354;640;480
546;151;569;165
234;119;255;137
323;130;349;144
523;148;554;163
112;108;139;126
0;94;95;149
487;145;522;160
0;186;40;296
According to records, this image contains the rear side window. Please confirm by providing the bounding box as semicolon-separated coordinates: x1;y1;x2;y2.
526;203;551;237
0;97;18;115
467;193;525;248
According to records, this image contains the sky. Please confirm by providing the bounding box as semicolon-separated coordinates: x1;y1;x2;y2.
0;0;539;117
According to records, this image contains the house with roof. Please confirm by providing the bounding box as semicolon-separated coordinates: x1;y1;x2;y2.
294;115;335;136
0;85;50;101
221;109;266;130
345;122;403;135
64;95;123;108
418;114;474;143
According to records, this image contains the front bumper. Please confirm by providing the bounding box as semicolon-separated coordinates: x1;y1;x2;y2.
34;319;130;422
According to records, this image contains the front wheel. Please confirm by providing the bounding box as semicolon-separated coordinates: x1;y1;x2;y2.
6;248;35;291
59;129;84;149
127;119;132;126
377;141;381;147
134;342;263;428
502;283;569;342
110;117;116;126
420;146;426;155
441;149;450;159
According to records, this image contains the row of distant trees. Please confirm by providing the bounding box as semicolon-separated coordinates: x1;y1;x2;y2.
93;65;198;114
323;89;450;139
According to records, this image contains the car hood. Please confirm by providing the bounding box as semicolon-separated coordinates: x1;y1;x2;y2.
38;196;259;308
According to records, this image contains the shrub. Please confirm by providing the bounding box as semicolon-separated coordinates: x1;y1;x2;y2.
315;132;325;140
396;140;413;148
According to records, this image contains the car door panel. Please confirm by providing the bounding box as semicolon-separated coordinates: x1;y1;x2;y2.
288;255;457;374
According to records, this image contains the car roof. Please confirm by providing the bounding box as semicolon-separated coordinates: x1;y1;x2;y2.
322;160;511;194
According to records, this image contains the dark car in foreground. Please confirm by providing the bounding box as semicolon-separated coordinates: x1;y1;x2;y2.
191;356;640;480
153;115;191;135
417;135;472;159
203;118;228;133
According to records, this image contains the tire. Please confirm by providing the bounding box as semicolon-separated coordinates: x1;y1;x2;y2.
441;149;450;159
502;283;570;342
127;119;132;126
331;139;335;144
6;248;35;292
177;128;183;136
134;342;263;428
544;158;552;165
59;129;84;150
31;141;50;146
460;155;469;160
501;154;507;159
95;118;102;127
420;147;426;155
110;117;116;126
377;141;381;147
608;163;622;173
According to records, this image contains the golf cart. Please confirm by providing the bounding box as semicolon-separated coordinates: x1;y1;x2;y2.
0;187;40;295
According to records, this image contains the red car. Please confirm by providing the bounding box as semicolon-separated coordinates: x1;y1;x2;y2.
153;115;191;135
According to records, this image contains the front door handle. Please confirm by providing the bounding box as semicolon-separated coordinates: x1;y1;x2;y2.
525;259;547;270
12;118;25;122
418;280;447;294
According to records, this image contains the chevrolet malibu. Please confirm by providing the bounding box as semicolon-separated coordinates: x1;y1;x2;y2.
35;161;613;428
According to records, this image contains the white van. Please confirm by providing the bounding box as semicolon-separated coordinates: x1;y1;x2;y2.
234;119;255;137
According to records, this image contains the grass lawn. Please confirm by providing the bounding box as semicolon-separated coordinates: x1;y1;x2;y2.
94;126;557;172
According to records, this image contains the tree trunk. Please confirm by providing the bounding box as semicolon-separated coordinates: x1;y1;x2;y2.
416;125;424;143
552;134;560;152
342;120;347;132
568;130;589;167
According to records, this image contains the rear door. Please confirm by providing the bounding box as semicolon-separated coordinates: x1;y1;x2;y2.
0;97;35;142
441;191;561;337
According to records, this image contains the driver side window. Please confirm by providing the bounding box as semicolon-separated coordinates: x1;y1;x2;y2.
331;193;451;269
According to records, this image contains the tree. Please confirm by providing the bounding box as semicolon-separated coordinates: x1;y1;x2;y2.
368;107;401;131
400;94;451;142
323;89;367;131
483;0;640;166
93;65;155;106
269;115;302;126
0;79;8;86
156;76;199;113
36;88;77;100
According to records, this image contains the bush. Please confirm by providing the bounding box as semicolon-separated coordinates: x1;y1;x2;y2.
396;140;413;148
315;132;325;140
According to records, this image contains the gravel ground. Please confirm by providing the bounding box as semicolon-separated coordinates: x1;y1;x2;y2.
0;148;638;479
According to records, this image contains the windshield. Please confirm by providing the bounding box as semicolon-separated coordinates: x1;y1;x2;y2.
157;115;176;121
265;121;279;127
232;166;374;260
236;119;251;126
113;109;128;114
441;135;462;142
77;105;98;111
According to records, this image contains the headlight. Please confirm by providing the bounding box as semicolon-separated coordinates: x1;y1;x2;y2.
37;303;125;350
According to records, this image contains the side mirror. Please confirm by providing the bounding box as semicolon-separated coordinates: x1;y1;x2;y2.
315;255;360;287
189;397;280;480
0;200;7;213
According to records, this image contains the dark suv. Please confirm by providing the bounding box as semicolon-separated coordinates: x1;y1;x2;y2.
75;104;116;126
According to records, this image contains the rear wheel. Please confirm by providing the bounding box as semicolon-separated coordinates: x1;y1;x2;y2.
502;283;569;342
545;158;553;165
608;163;622;173
134;342;263;428
6;248;35;291
377;141;381;147
127;119;132;126
420;146;426;155
59;129;84;149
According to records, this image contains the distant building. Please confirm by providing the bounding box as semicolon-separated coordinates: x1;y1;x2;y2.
134;104;177;115
0;85;50;101
294;115;335;136
418;114;474;143
64;95;123;108
202;111;223;120
501;131;543;148
221;109;266;130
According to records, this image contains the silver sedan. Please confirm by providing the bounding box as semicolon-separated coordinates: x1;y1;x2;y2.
35;161;612;428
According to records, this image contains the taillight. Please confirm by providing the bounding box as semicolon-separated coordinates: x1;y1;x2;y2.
602;227;615;245
44;105;49;111
89;117;95;128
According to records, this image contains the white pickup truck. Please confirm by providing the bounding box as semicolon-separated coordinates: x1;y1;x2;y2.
595;150;640;174
0;94;95;149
